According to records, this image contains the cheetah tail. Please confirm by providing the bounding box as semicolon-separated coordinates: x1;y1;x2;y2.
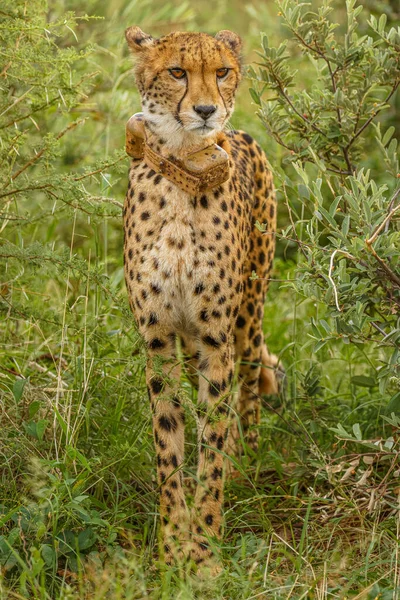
258;344;284;396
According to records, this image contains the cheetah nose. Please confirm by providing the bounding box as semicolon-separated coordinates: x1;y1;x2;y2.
193;105;217;120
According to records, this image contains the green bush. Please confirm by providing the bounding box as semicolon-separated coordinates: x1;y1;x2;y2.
1;0;400;597
250;0;400;406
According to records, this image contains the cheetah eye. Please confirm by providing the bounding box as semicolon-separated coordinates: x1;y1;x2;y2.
169;68;186;80
216;68;229;79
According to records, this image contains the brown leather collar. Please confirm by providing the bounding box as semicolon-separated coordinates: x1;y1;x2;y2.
125;113;230;195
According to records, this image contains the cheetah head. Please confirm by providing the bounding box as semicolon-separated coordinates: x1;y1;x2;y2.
125;28;242;146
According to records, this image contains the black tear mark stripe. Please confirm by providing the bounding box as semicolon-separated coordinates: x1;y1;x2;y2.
175;76;188;125
216;47;229;117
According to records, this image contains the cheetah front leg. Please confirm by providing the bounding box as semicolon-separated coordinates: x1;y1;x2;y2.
190;338;234;570
144;331;190;566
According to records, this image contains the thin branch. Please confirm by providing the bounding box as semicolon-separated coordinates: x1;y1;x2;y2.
0;30;24;79
342;147;354;174
326;165;352;176
72;156;125;181
346;81;400;151
370;321;387;336
277;82;326;137
282;184;309;261
366;188;400;245
260;120;351;175
1;96;59;130
0;86;34;119
0;183;54;201
89;196;123;210
326;58;350;173
1;73;97;130
328;249;341;312
260;57;326;138
283;19;328;61
385;189;400;233
365;244;400;288
8;119;87;184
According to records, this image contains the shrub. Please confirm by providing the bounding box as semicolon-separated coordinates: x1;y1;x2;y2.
249;0;400;407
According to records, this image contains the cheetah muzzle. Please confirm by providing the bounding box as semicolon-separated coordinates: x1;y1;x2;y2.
123;25;281;571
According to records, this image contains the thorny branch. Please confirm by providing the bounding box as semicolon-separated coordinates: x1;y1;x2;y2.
7;119;87;184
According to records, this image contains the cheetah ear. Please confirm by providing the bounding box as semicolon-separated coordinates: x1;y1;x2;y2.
215;30;242;58
125;26;154;53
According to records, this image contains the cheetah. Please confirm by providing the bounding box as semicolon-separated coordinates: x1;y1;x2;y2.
123;26;281;570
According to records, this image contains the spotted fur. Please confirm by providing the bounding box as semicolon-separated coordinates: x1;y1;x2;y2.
123;27;280;570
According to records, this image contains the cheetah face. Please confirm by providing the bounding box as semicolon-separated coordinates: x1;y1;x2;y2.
125;28;242;143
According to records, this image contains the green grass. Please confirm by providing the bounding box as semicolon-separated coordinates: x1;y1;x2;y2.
1;0;400;597
2;258;399;598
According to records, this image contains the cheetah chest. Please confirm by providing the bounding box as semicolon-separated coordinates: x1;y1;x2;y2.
126;178;235;335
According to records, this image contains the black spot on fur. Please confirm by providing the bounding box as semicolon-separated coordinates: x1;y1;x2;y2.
200;195;208;209
236;315;246;328
149;312;159;325
151;378;163;394
202;335;220;349
159;415;178;432
195;283;205;295
149;338;165;350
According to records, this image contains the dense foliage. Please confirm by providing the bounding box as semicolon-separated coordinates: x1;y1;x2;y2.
0;0;399;598
250;0;400;411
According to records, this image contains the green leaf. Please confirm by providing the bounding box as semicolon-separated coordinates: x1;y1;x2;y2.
29;401;41;419
387;392;400;414
341;215;350;235
56;530;76;555
298;184;310;199
41;544;56;567
23;419;49;441
378;13;387;33
319;320;331;334
78;528;96;551
352;423;362;440
382;126;395;147
350;375;376;388
330;423;351;438
313;339;328;352
13;378;27;403
249;87;261;105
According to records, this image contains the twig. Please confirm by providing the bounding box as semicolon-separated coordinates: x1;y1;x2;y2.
326;165;352;176
326;54;355;174
376;451;400;491
371;321;387;336
89;196;123;210
328;249;341;312
0;30;24;79
73;156;125;181
8;119;87;183
1;73;98;130
385;188;400;233
282;184;308;260
260;116;351;175
366;188;400;244
346;81;400;151
0;183;54;201
365;243;400;288
0;87;34;119
265;58;326;138
365;189;400;288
